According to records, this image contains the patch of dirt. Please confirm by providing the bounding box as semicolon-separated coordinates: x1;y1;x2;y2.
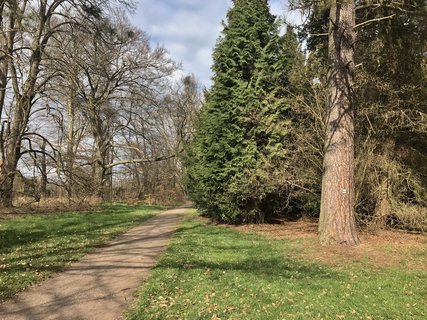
229;220;427;271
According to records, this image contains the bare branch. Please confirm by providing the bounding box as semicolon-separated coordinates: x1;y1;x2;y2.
354;14;396;29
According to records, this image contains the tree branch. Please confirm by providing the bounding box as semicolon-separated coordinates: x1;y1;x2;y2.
105;153;179;169
354;14;396;29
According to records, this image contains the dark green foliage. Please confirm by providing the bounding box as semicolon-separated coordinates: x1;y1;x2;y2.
184;1;303;223
297;0;427;229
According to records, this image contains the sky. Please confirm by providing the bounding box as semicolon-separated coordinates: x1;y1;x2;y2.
131;1;300;88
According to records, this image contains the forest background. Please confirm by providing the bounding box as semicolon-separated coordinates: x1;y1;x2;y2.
0;0;425;242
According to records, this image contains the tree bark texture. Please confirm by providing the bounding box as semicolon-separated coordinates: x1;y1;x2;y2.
39;140;47;198
90;104;109;200
65;84;76;201
0;0;46;207
319;0;360;245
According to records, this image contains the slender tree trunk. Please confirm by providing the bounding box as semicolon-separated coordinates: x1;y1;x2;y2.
93;135;106;199
319;0;360;245
373;178;391;228
90;106;108;199
0;2;14;204
0;0;11;122
65;84;76;202
40;140;47;197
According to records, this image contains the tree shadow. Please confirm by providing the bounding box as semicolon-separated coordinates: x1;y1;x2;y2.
0;205;157;252
155;223;340;282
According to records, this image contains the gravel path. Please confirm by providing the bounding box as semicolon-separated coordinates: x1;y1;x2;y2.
0;207;186;320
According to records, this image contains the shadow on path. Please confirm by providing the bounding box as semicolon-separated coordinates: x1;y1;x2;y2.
0;207;186;320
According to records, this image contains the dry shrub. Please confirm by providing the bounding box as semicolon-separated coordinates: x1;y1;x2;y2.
9;196;102;214
356;138;427;231
392;204;427;232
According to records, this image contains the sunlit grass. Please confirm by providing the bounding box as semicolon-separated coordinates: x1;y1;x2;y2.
128;212;426;319
0;203;163;300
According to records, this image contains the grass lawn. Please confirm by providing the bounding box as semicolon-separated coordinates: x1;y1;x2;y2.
0;203;163;300
128;211;426;320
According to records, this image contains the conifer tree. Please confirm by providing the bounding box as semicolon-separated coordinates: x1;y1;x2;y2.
184;1;302;223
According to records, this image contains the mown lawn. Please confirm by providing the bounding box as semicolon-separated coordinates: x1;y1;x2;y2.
0;203;163;300
128;212;426;320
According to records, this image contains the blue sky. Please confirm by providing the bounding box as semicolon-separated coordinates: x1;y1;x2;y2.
131;1;299;88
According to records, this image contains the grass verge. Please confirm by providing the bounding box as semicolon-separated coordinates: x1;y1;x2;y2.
0;203;163;300
127;212;426;320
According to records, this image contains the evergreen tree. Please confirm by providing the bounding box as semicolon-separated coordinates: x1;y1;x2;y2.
184;1;303;223
297;0;427;233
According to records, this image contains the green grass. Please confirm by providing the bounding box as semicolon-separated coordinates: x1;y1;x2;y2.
127;213;426;320
0;203;163;300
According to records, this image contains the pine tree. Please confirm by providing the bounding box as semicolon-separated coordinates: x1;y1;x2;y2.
184;1;302;223
296;0;427;237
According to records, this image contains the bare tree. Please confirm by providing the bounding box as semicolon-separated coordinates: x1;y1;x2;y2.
49;11;176;199
0;0;135;207
114;75;201;203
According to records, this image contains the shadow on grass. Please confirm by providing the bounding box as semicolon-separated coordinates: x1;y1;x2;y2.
0;205;160;275
0;205;159;252
0;204;165;301
154;222;339;282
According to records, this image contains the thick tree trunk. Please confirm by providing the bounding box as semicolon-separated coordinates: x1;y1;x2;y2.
0;94;32;207
0;1;47;207
0;42;43;206
0;106;27;206
0;162;15;207
319;0;360;245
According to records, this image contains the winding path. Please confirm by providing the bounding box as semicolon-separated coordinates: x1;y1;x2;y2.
0;207;186;320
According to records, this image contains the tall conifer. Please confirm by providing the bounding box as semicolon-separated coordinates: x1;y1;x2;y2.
184;1;302;223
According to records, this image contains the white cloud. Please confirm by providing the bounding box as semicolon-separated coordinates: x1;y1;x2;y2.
131;1;300;88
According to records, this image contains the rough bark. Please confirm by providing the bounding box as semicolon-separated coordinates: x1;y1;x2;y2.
90;105;108;199
0;0;46;207
0;0;9;122
65;84;76;201
0;94;35;207
39;140;47;197
319;0;360;245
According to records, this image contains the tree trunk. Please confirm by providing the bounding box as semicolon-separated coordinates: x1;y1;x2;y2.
0;1;46;207
0;0;11;121
91;109;109;200
39;140;47;198
0;95;32;207
319;0;360;245
373;178;391;229
65;84;76;202
93;137;106;199
0;162;15;207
